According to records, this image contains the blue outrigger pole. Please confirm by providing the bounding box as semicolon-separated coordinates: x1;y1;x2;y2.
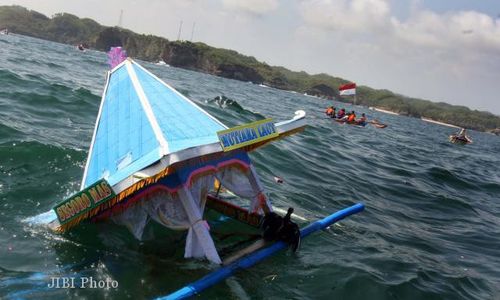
157;203;364;300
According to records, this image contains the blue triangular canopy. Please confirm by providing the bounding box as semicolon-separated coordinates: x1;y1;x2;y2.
82;59;227;188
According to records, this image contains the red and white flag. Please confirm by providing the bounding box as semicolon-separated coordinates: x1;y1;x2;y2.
339;83;356;96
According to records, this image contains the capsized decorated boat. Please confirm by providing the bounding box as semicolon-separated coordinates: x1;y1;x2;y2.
36;47;306;263
33;47;363;297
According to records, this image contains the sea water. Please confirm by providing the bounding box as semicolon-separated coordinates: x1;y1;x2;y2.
1;34;499;299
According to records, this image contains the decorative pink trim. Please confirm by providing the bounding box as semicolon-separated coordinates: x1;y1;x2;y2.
184;159;250;188
93;159;250;221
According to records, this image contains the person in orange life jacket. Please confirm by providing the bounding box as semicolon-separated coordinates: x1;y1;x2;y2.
337;108;346;119
356;113;367;126
347;111;356;123
325;106;335;117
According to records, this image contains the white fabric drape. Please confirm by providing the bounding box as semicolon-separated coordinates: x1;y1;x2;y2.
215;165;272;213
110;164;270;264
111;189;191;239
111;175;220;263
110;200;149;240
145;191;190;230
180;175;219;262
215;167;256;199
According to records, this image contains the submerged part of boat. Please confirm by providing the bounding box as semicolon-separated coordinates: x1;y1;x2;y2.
159;203;365;300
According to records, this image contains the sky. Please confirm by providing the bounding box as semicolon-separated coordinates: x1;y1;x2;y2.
1;0;499;114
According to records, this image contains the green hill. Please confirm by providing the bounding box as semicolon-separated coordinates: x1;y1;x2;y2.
1;5;499;133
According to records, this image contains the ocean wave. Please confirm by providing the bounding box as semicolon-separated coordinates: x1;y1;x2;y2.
0;68;23;85
0;140;82;158
384;269;495;300
0;122;24;142
425;166;480;191
206;95;244;111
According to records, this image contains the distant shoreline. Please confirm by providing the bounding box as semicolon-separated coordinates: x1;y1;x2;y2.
370;108;464;129
371;107;400;116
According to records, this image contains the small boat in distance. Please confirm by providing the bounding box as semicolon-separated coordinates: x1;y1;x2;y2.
76;43;86;51
0;28;9;35
449;128;472;144
449;134;472;144
156;60;170;67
